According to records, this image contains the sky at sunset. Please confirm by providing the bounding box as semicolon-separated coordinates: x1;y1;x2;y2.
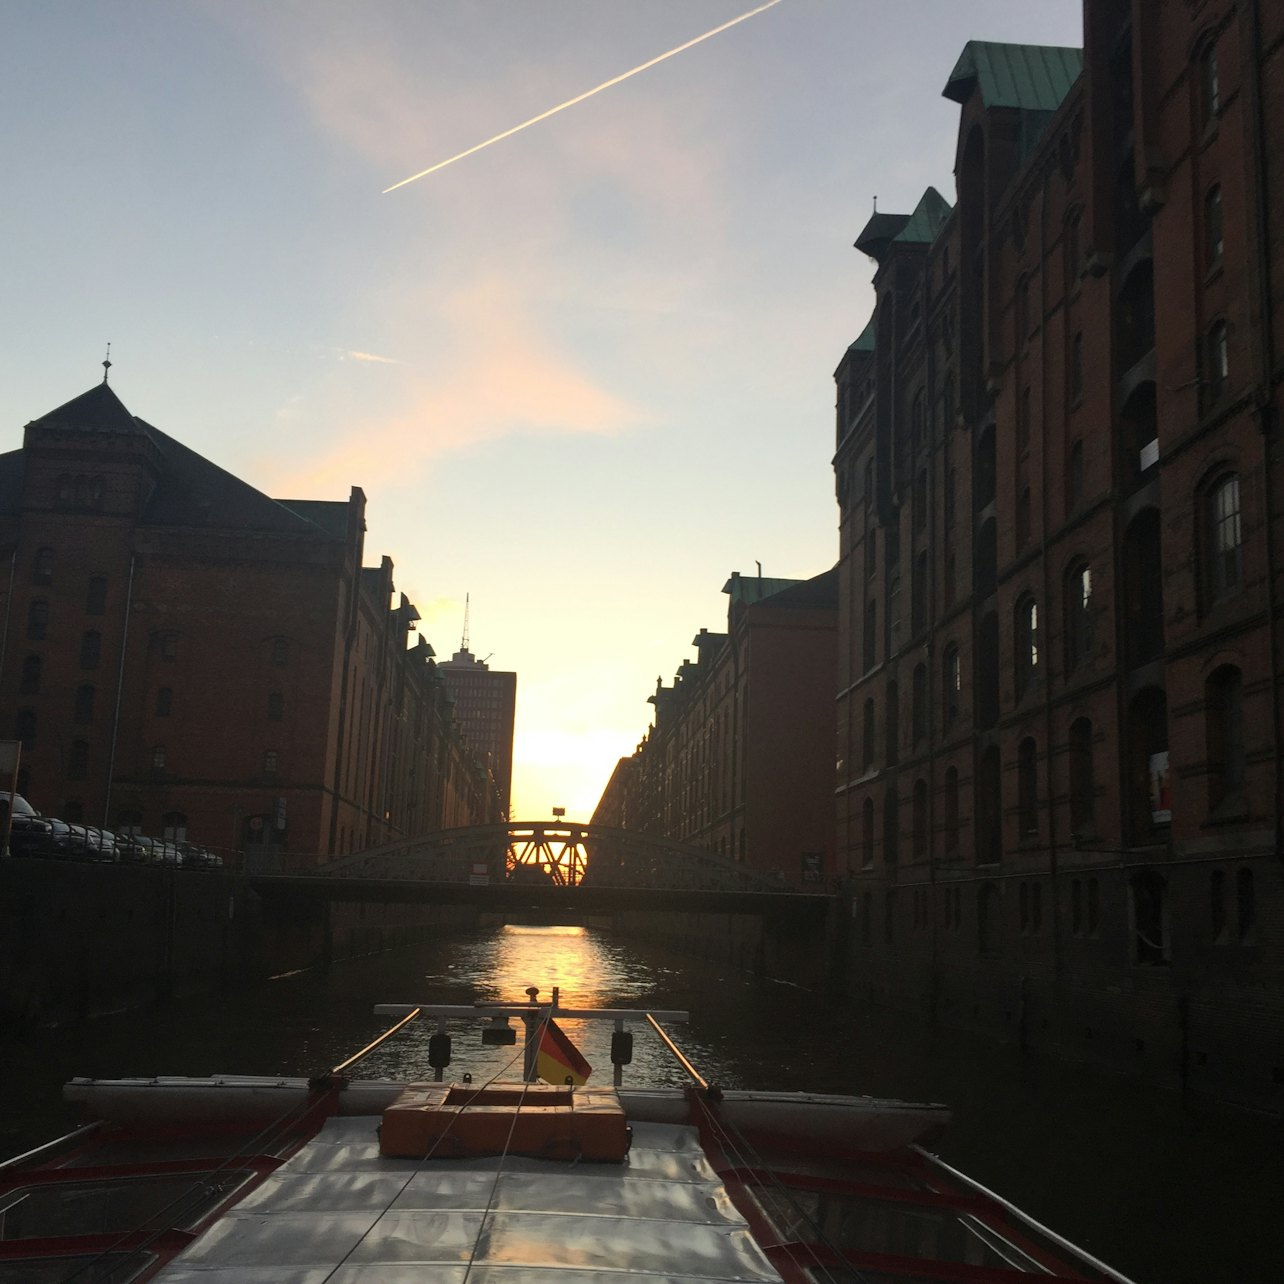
1;1;1081;821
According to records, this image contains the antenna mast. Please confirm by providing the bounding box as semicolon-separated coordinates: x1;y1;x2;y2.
461;593;470;653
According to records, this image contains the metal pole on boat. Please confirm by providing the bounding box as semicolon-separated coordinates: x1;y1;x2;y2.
522;986;543;1082
645;1013;709;1091
330;1006;422;1077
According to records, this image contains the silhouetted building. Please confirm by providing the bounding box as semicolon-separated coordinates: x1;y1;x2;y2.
0;380;494;865
437;641;516;820
595;568;837;887
834;1;1282;1110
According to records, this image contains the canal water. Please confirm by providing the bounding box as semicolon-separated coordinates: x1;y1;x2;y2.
2;924;1278;1283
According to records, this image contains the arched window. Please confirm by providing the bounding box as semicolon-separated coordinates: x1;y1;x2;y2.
1016;275;1030;342
885;680;899;765
883;785;899;865
977;882;1001;956
1069;718;1096;835
1123;510;1164;666
31;547;54;586
263;749;279;774
1203;472;1243;603
912;664;927;744
914;469;927;531
912;551;927;634
1066;561;1094;672
943;766;960;853
152;744;168;770
1210;869;1227;940
80;630;101;670
67;739;89;780
86;576;108;615
1070;332;1084;401
975;518;997;596
976;611;999;730
943;644;961;726
1236;868;1256;942
73;684;95;725
1015;595;1039;698
864;528;877;579
1206;320;1229;402
116;808;143;836
26;600;48;641
1130;869;1168;964
1016;487;1032;550
913;778;928;859
1065;210;1082;285
975;427;996;509
1068;438;1085;508
861;797;875;866
863;599;877;672
162;811;188;842
862;698;876;769
1128;688;1170;841
271;637;289;666
15;709;36;749
56;474;72;504
1205;665;1245;813
887;576;901;654
19;655;41;695
1018;737;1038;836
267;692;285;721
976;746;1001;865
1204;185;1223;269
1201;40;1220;121
911;390;926;454
155;686;173;717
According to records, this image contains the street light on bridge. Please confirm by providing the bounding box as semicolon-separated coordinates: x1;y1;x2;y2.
551;806;566;820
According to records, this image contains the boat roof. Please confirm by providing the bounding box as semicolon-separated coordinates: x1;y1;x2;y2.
155;1114;780;1282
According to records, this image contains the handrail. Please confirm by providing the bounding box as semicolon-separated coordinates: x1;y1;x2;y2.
645;1013;708;1091
332;1007;422;1076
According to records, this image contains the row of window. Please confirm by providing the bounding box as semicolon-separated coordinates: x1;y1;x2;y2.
856;867;1256;961
21;616;295;666
856;665;1244;863
13;680;289;725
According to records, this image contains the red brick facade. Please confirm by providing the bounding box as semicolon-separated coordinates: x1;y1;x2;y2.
834;2;1283;1110
594;569;837;887
0;382;496;865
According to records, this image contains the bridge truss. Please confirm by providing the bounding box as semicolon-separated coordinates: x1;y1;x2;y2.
319;822;779;894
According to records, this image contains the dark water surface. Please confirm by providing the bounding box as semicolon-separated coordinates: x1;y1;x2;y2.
2;925;1278;1283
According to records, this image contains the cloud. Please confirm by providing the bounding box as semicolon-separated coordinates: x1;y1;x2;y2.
263;271;641;495
341;349;401;365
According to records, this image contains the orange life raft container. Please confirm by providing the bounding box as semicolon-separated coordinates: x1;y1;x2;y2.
378;1081;630;1163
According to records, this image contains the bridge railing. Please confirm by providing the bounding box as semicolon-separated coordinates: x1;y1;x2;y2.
313;822;784;894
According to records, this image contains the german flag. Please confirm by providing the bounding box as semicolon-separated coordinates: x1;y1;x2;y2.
535;1019;592;1086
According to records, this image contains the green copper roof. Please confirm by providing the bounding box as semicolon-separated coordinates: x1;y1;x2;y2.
847;314;876;355
892;186;953;245
943;41;1082;110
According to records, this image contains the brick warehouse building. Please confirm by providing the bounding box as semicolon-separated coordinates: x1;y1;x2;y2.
834;0;1282;1110
0;380;497;865
594;568;837;887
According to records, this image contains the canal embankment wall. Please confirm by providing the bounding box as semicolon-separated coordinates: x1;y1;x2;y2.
0;858;476;1028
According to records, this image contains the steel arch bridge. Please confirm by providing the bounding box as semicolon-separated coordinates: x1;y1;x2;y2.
316;821;780;893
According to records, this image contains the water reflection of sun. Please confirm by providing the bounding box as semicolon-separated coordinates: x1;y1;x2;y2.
488;925;610;1010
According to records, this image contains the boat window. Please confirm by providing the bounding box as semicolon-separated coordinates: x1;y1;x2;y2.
0;1253;151;1282
0;1171;251;1240
749;1185;1043;1273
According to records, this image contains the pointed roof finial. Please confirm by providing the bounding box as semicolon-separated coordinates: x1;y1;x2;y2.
102;342;112;384
461;592;471;653
872;195;878;212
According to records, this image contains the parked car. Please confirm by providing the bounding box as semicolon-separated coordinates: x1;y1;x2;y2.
60;824;117;862
117;834;157;864
179;842;223;869
1;791;54;856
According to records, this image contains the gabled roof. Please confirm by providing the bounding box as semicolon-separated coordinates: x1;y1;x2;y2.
723;572;801;607
892;187;953;245
27;381;141;436
854;210;910;259
137;418;334;535
846;314;876;356
942;41;1082;111
751;565;838;611
276;498;352;538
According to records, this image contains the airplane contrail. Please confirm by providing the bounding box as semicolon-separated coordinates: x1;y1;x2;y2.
382;0;785;193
